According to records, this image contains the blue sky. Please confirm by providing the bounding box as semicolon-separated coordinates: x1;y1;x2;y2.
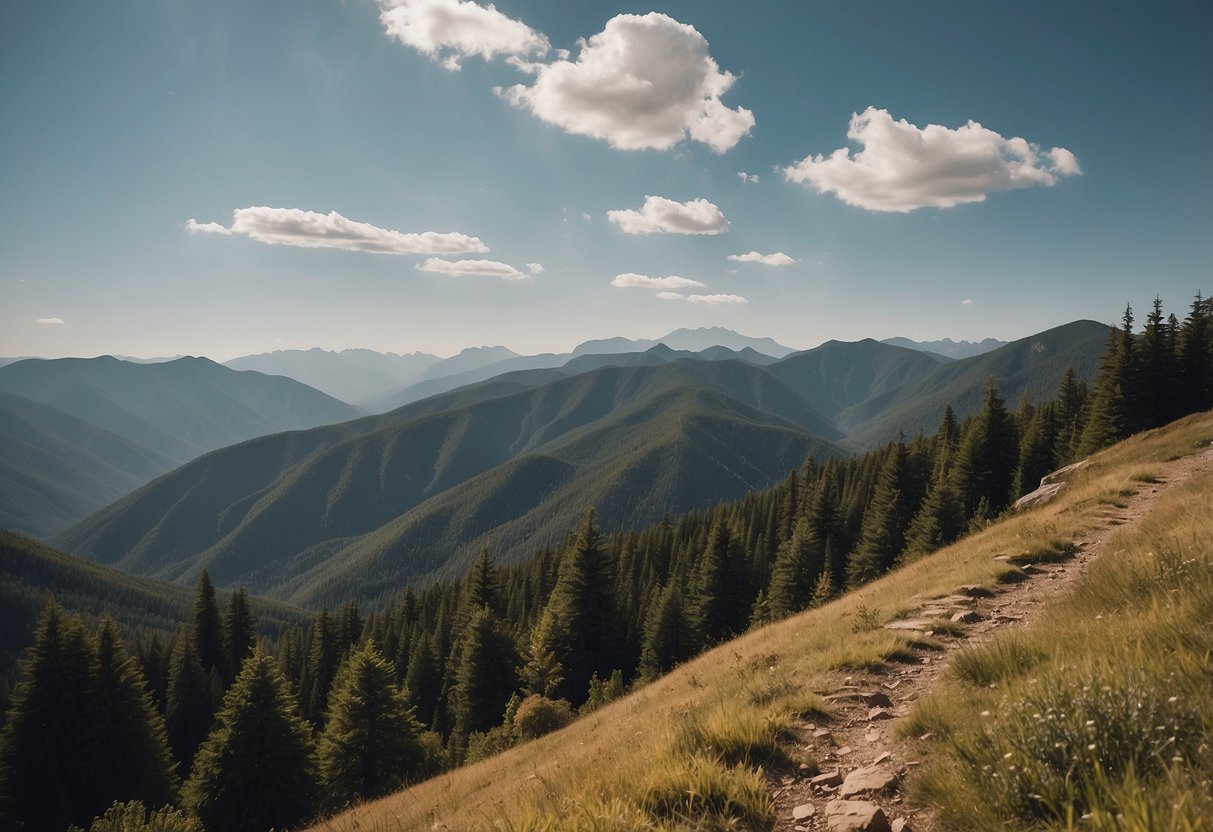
2;0;1210;359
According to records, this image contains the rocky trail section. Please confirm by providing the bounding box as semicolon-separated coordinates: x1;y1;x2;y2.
767;446;1213;832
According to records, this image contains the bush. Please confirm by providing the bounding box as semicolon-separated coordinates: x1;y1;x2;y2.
69;801;202;832
465;724;516;764
514;695;574;741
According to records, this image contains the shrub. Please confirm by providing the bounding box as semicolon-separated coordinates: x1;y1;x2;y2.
69;801;202;832
514;695;574;741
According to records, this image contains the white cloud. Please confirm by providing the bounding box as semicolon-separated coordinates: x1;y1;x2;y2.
727;251;795;266
187;207;488;255
526;262;545;273
607;196;728;235
378;0;549;69
612;273;706;290
185;219;231;235
417;257;526;280
652;292;748;305
687;293;748;305
782;107;1082;212
501;12;754;152
36;317;65;325
737;171;759;184
962;298;973;305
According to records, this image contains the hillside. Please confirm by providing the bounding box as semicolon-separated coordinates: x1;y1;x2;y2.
0;356;363;535
313;411;1213;832
840;319;1110;445
0;393;175;537
56;358;843;603
0;530;308;679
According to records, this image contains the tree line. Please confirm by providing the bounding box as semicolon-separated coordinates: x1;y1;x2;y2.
0;293;1209;831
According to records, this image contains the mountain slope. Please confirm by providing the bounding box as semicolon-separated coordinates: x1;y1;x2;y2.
0;530;308;677
0;355;362;466
841;320;1109;445
57;359;842;602
0;393;175;537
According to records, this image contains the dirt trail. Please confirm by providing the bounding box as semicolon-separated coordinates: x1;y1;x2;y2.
768;446;1213;832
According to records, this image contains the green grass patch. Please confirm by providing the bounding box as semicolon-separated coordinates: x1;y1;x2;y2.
949;634;1047;688
640;754;774;831
993;565;1029;584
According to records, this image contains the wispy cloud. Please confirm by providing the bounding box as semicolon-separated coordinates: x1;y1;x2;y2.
378;0;548;70
727;251;795;266
612;273;706;290
737;171;759;184
36;317;65;325
526;262;545;274
608;196;728;235
783;107;1081;212
186;207;488;255
417;257;526;280
962;298;973;305
501;13;753;152
650;293;748;305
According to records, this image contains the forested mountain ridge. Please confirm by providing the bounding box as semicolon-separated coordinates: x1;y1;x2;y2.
55;358;845;603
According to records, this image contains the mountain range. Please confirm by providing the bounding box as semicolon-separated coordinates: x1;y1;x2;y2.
880;336;1008;360
49;319;1109;607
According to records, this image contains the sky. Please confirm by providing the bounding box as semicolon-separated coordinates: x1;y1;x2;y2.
2;0;1210;360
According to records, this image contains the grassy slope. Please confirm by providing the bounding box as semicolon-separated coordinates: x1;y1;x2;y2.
313;411;1213;832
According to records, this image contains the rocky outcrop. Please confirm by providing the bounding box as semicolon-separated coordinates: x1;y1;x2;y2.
1014;459;1090;510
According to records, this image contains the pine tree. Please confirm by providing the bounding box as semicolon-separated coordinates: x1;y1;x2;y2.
164;630;215;771
220;587;256;685
901;472;965;560
951;378;1020;517
527;511;620;705
404;632;442;729
449;608;519;745
1052;366;1087;465
638;583;694;679
305;608;339;726
318;642;424;808
190;571;223;681
1138;297;1181;428
0;602;97;832
1079;307;1141;454
691;518;747;645
848;437;911;585
1178;291;1212;414
184;652;318;832
1011;402;1058;498
766;517;825;619
85;619;178;819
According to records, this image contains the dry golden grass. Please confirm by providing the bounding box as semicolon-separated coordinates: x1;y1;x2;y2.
312;412;1213;832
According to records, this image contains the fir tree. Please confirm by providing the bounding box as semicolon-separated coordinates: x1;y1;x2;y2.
638;583;694;679
86;619;178;819
848;437;911;585
404;632;442;729
184;652;318;832
766;517;825;619
951;378;1019;517
526;511;620;705
901;472;965;560
691;518;748;645
449;608;519;745
220;588;256;685
1138;297;1181;428
318;642;424;808
1080;307;1141;454
1178;291;1212;414
164;631;215;771
0;602;97;832
190;570;223;681
305;608;339;726
1012;402;1058;498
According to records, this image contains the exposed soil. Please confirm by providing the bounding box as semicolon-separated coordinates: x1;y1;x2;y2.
767;446;1213;832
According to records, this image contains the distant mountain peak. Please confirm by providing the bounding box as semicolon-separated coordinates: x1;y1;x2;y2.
573;327;794;359
880;336;1008;360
